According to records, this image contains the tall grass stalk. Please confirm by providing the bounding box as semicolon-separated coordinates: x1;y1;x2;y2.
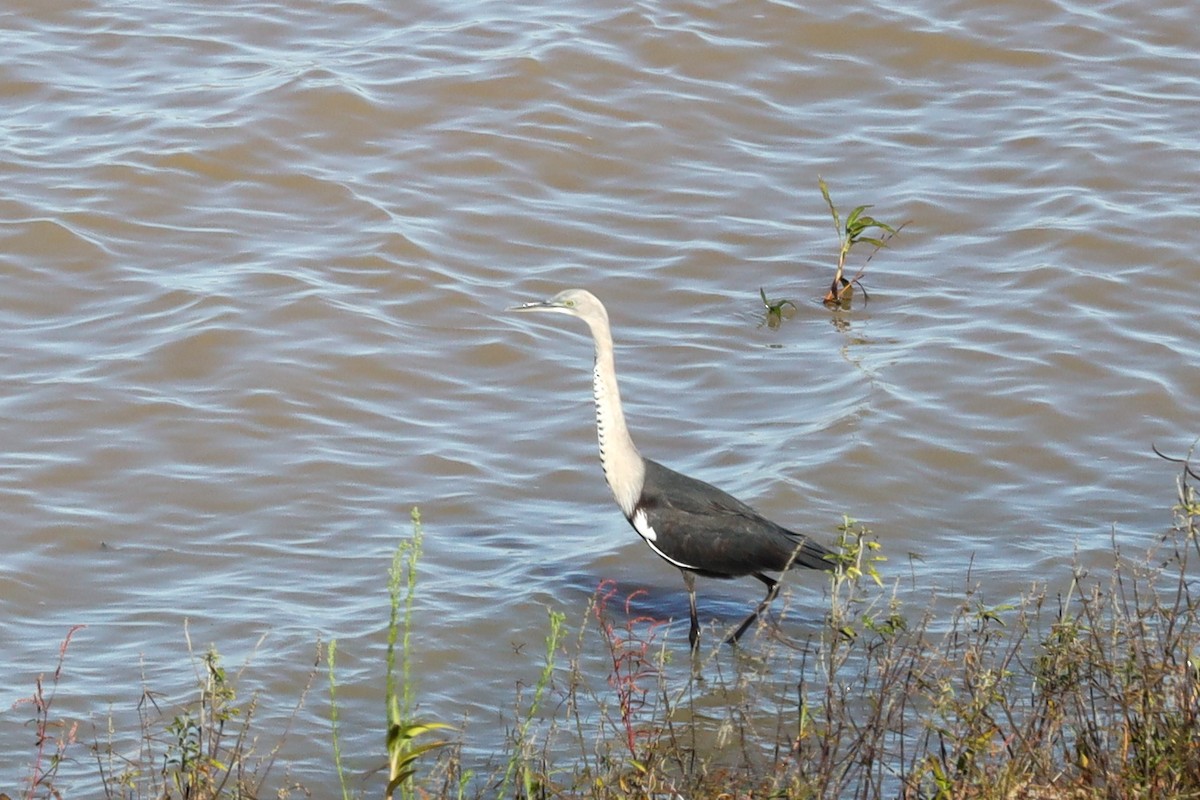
390;507;423;725
328;638;351;800
15;624;85;799
384;506;453;800
499;607;566;798
329;505;451;800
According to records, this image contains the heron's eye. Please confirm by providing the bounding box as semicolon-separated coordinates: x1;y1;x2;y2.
565;300;575;307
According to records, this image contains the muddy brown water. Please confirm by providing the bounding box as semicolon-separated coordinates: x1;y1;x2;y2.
2;0;1198;789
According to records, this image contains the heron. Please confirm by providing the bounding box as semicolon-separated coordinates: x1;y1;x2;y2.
510;288;833;650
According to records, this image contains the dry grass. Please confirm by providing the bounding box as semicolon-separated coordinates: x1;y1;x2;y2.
11;457;1200;799
445;456;1200;799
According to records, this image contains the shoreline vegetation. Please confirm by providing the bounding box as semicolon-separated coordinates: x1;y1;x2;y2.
11;456;1199;799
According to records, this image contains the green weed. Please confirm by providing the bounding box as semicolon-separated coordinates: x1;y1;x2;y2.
13;450;1200;800
498;607;566;799
759;286;797;329
818;175;906;308
383;508;454;800
760;178;905;324
88;622;310;799
330;505;454;800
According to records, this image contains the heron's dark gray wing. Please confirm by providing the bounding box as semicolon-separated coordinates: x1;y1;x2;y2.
632;459;833;578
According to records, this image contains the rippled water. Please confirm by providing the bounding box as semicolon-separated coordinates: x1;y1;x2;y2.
3;0;1198;790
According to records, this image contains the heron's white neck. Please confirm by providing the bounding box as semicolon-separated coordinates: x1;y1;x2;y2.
586;316;645;518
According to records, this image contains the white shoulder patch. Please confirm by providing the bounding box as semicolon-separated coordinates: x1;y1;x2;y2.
631;508;700;571
632;509;656;542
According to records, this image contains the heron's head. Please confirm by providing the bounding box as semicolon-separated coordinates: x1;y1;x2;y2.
508;288;607;324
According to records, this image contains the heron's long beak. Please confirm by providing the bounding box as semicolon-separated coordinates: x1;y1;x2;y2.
508;299;555;312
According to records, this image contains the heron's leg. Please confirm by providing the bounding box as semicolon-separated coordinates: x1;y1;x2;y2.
682;570;700;651
727;573;780;645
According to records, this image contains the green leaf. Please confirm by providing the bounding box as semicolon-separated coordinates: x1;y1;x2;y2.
387;772;413;796
399;721;455;741
396;739;453;763
845;204;873;228
759;287;796;317
818;176;840;234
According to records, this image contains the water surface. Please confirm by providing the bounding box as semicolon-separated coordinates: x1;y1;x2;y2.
2;0;1198;789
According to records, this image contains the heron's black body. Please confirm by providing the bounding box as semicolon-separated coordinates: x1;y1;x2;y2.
631;459;830;579
511;288;833;650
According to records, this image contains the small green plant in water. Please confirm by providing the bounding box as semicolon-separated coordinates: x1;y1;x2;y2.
759;179;904;324
819;176;905;308
759;287;797;329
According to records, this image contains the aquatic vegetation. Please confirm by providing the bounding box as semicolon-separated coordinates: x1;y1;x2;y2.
759;286;797;329
759;178;905;324
85;623;313;800
12;453;1200;799
11;625;84;799
331;506;453;800
818;176;906;309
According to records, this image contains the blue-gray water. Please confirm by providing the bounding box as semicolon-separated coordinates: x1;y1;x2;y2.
3;0;1198;790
